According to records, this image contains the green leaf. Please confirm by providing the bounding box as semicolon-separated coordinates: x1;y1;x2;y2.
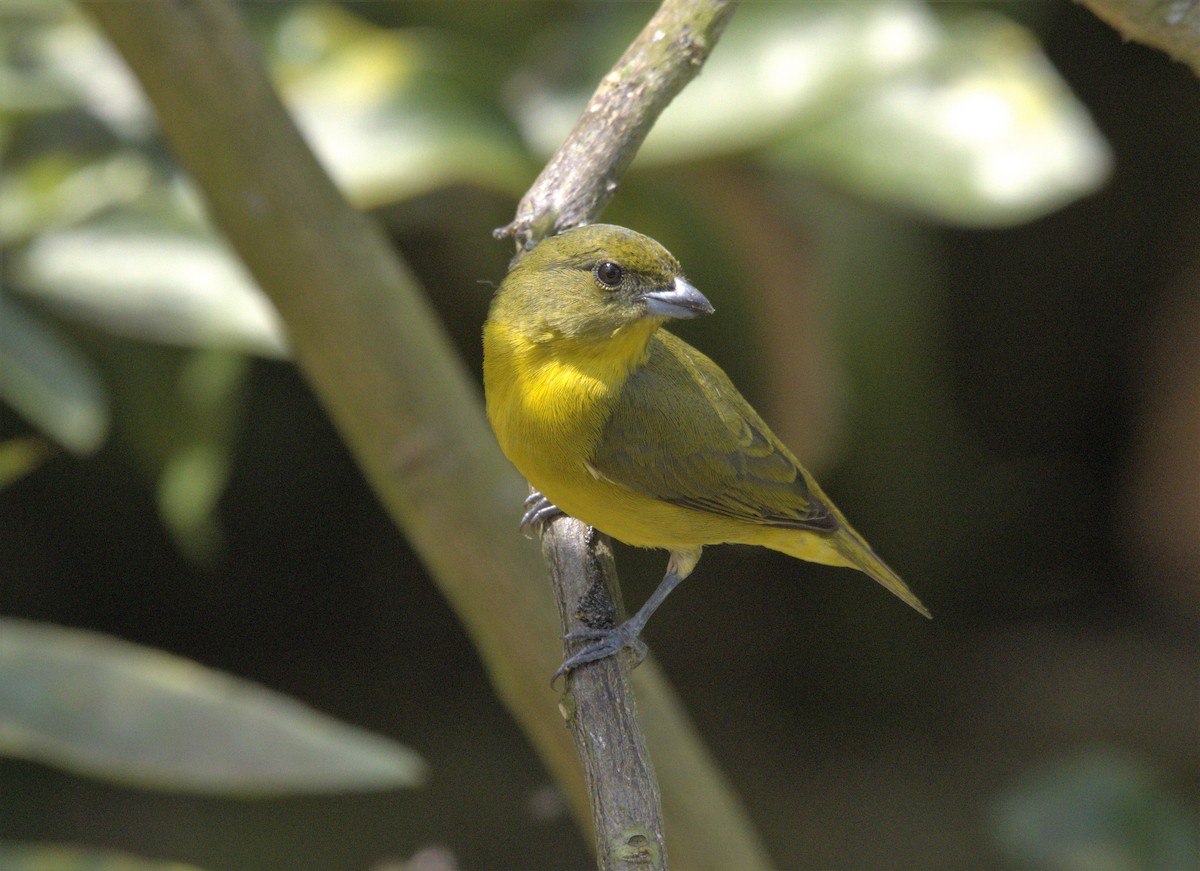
515;1;1110;226
771;13;1112;226
0;843;210;871
644;1;944;163
152;350;250;563
12;218;288;358
992;749;1200;871
0;618;428;795
0;151;155;245
516;1;944;161
0;294;109;455
0;1;153;137
274;4;532;206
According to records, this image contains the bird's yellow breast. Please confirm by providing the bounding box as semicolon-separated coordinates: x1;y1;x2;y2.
483;319;737;551
483;320;622;469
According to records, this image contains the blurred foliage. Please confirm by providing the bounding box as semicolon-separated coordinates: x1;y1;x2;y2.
0;1;1195;869
0;842;210;871
0;293;108;455
992;749;1199;871
520;2;1110;224
0;617;425;793
0;0;1109;448
0;0;1110;559
0;436;51;489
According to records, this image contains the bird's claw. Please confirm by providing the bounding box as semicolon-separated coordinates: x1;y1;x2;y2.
520;491;563;538
551;624;649;686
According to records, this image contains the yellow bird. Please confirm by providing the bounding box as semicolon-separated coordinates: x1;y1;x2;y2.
483;224;929;677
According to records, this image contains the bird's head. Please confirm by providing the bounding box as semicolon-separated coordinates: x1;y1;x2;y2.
493;224;714;348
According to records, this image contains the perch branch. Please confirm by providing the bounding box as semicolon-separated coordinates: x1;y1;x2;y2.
544;522;666;869
496;0;738;251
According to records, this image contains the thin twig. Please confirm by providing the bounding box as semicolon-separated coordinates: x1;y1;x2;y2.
497;0;739;251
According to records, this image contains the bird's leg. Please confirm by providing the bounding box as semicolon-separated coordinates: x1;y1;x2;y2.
520;491;563;537
553;549;699;683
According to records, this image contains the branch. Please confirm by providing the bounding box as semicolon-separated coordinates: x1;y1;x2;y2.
85;1;769;868
496;0;738;251
1077;0;1200;74
496;1;773;869
544;522;667;869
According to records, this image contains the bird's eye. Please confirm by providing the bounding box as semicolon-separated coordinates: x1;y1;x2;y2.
594;261;624;288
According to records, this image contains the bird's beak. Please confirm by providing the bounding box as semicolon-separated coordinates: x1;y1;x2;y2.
641;277;714;320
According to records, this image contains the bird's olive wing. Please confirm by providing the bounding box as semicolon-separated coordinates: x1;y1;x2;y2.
590;334;838;532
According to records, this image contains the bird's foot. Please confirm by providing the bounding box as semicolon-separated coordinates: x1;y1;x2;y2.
520;491;563;538
552;622;649;685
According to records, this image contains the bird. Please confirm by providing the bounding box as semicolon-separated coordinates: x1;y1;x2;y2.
482;224;930;679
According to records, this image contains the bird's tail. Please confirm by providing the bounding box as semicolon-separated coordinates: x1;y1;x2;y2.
833;530;932;619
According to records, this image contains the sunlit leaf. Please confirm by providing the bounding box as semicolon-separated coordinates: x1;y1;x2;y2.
275;4;532;206
0;294;109;455
12;219;288;358
515;1;1109;226
0;151;154;244
649;1;943;163
0;618;428;795
0;843;209;871
772;13;1112;226
0;437;52;490
36;10;154;139
0;0;91;117
516;2;939;161
0;1;152;137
